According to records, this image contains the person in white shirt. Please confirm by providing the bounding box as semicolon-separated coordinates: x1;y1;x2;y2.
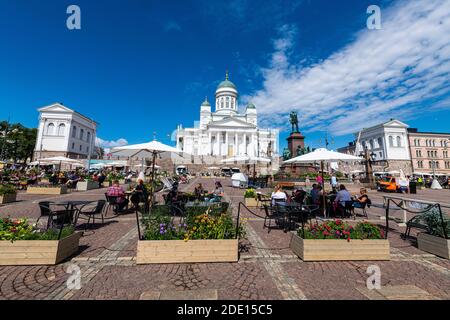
271;185;287;205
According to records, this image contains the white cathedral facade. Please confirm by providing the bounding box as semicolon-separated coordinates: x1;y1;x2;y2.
175;73;279;161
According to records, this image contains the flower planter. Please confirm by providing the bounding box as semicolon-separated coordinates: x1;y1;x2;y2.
244;198;258;207
27;185;68;195
0;193;17;204
40;178;50;184
0;232;82;266
108;179;126;187
137;239;239;264
417;233;450;259
76;181;99;191
290;233;390;261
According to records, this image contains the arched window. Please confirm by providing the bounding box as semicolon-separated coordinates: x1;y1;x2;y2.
389;136;394;147
432;140;436;147
46;123;55;135
226;97;230;108
72;126;77;138
369;140;374;150
57;123;65;136
220;98;224;109
80;129;84;140
396;136;401;147
87;132;91;143
231;99;235;109
378;138;383;148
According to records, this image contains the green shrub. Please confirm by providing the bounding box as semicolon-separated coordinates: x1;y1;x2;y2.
0;217;74;242
0;184;16;196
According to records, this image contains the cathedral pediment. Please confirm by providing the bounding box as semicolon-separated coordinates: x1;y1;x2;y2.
38;103;74;114
208;116;256;128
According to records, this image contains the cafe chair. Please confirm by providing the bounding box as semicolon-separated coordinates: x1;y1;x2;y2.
76;200;106;229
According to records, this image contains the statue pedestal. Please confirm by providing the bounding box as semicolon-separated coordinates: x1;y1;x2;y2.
287;132;305;157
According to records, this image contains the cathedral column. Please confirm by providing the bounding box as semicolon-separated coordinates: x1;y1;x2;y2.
243;133;248;155
225;131;229;157
235;133;238;156
208;131;212;155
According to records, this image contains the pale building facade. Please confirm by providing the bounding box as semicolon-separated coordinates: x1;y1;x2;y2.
354;119;413;174
175;73;279;163
34;103;97;160
408;128;450;175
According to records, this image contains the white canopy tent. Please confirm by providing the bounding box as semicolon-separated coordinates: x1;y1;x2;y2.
36;156;84;170
221;155;271;178
284;148;363;216
111;139;185;203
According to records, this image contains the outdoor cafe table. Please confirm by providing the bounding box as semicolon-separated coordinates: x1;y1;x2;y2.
51;200;94;224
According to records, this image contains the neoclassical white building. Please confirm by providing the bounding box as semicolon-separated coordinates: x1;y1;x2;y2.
34;103;97;160
175;73;279;161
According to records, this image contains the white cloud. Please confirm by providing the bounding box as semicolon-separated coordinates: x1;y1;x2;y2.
95;137;128;149
247;0;450;136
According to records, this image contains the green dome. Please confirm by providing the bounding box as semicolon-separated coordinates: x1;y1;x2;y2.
217;71;237;90
217;79;237;90
201;97;211;106
246;103;256;109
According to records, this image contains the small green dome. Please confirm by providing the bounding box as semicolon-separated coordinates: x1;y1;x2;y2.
217;71;237;90
201;97;211;107
246;103;256;109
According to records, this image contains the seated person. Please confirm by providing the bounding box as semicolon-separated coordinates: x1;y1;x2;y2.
66;171;80;188
131;179;148;203
194;183;205;200
292;189;306;204
271;185;287;205
106;180;129;213
353;188;371;208
334;184;352;208
98;172;106;187
310;184;323;205
49;173;58;185
208;181;224;203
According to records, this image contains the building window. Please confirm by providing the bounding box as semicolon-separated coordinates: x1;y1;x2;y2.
72;126;77;138
377;138;383;148
389;136;394;147
87;132;91;143
80;129;84;140
86;146;89;153
396;136;401;147
79;145;82;151
57;123;65;136
220;98;224;109
436;161;440;169
71;142;75;149
369;140;374;150
226;97;230;108
46;123;55;135
444;151;448;158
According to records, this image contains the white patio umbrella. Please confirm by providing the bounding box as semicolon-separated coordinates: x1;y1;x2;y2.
111;139;184;203
221;155;271;178
37;156;84;170
284;148;363;216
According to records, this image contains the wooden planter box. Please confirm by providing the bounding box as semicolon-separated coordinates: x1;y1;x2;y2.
244;198;258;207
27;185;68;195
0;232;82;266
137;239;239;264
76;181;99;191
417;233;450;259
0;193;17;204
290;233;390;261
40;178;50;184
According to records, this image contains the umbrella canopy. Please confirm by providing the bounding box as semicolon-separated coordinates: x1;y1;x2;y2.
207;166;220;170
221;155;271;164
284;148;363;164
38;156;82;164
110;140;182;158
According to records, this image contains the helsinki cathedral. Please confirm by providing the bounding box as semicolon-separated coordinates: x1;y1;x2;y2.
175;72;279;161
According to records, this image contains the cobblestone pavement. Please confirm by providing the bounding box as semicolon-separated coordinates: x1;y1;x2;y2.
0;179;449;300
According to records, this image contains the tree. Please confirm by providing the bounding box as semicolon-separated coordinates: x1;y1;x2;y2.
0;121;37;163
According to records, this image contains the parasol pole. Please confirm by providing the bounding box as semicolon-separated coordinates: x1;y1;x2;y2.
150;150;157;208
321;160;327;218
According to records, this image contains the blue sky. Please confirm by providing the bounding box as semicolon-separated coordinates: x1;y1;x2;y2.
0;0;449;152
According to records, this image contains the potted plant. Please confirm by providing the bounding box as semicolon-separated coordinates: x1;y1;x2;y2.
290;220;390;261
0;184;17;204
0;217;82;265
27;184;68;195
416;208;450;259
76;176;99;191
244;188;258;207
137;209;245;264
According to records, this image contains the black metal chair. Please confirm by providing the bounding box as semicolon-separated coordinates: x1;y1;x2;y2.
263;203;285;233
105;193;120;215
76;200;106;229
37;202;77;232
